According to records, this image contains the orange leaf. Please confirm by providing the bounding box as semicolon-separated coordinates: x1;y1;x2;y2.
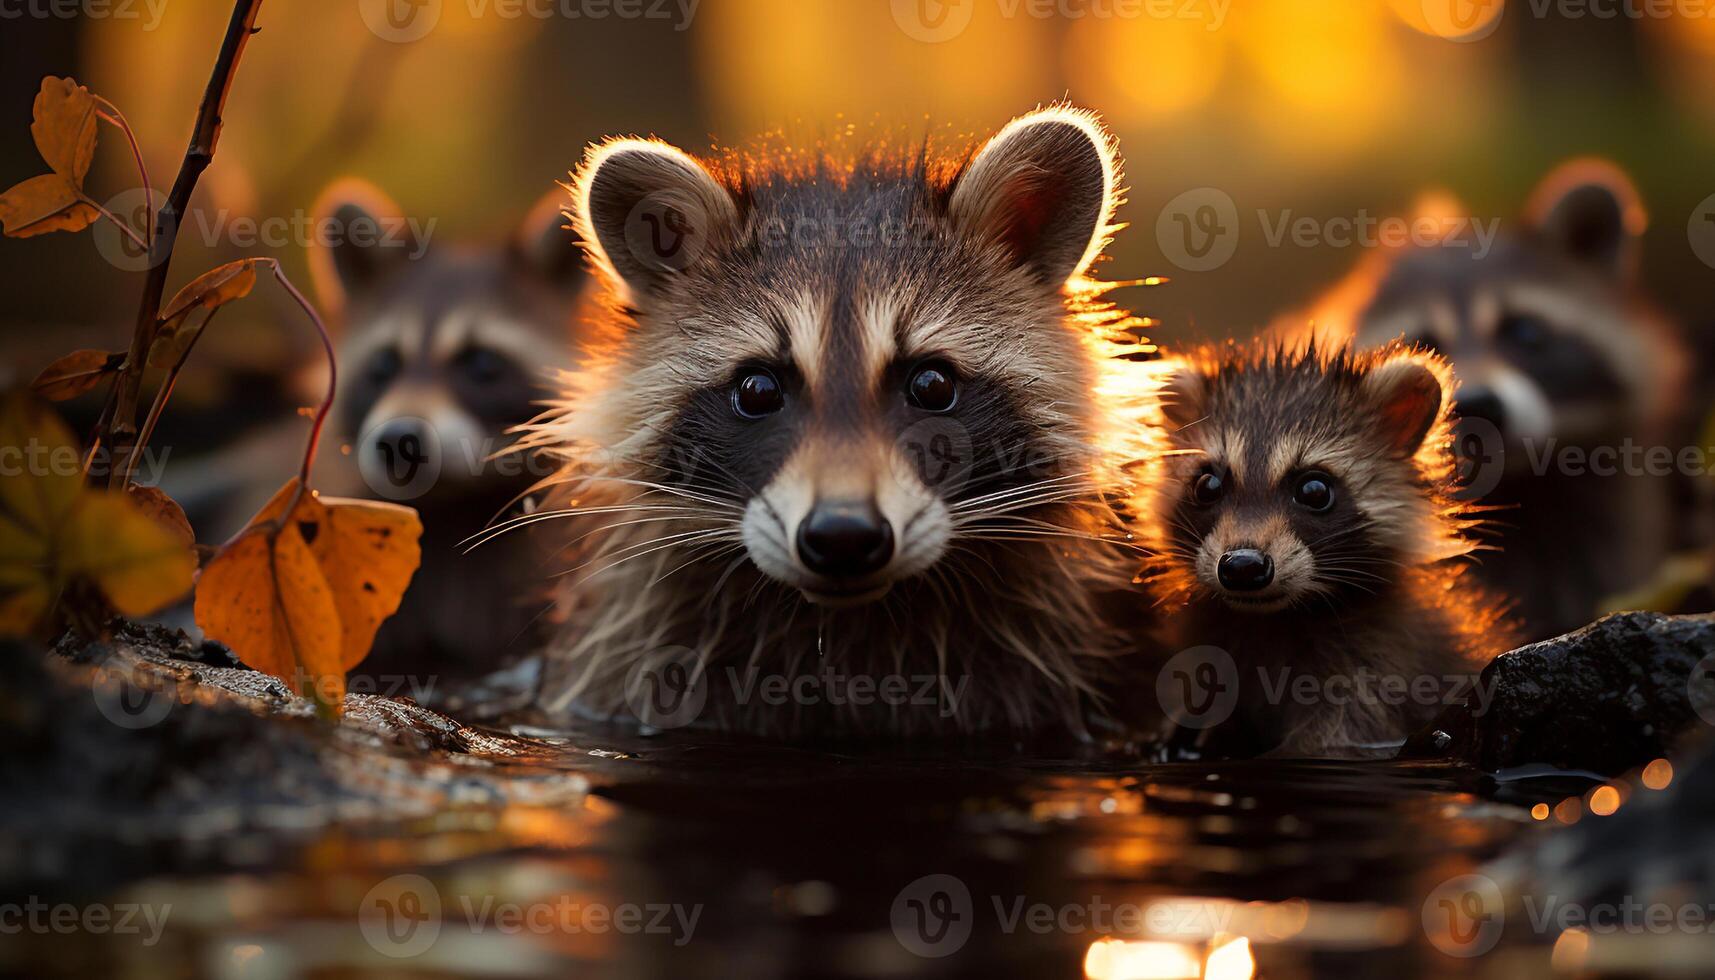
194;479;421;714
195;515;345;711
0;173;99;239
31;77;98;186
61;492;195;618
31;349;124;401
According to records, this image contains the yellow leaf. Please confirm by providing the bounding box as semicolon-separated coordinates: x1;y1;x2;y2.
0;173;99;239
195;516;345;710
61;492;195;617
31;349;124;401
150;260;261;367
0;393;84;539
31;76;98;186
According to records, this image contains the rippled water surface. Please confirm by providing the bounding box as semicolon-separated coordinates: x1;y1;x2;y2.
11;708;1636;980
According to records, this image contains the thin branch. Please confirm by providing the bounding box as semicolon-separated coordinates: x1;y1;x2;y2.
106;0;264;489
127;306;220;485
93;96;154;245
77;191;148;252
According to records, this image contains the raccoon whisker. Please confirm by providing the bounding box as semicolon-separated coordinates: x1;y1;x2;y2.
461;504;716;551
553;527;745;580
650;542;749;589
950;473;1091;511
584;476;747;511
559;530;748;592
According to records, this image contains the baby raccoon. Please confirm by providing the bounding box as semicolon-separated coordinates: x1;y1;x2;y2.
522;107;1156;737
1294;162;1689;639
173;179;588;687
1144;341;1513;757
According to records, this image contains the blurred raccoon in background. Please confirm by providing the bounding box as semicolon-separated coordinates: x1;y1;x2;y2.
1286;161;1691;641
174;179;588;691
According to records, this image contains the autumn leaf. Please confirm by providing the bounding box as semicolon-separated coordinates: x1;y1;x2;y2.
31;349;124;401
194;479;422;715
126;484;196;551
150;259;260;367
31;77;98;186
0;395;196;637
0;173;99;239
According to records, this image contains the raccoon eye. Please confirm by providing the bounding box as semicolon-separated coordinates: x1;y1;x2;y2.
1191;470;1226;506
365;347;402;387
1497;313;1550;350
732;369;784;419
454;346;509;385
1293;472;1335;513
907;361;958;413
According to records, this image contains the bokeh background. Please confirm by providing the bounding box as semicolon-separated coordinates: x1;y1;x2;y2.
2;0;1712;442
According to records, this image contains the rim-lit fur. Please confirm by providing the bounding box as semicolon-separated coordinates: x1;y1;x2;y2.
516;107;1160;736
1140;340;1514;756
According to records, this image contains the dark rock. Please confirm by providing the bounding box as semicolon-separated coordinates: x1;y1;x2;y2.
1403;611;1715;774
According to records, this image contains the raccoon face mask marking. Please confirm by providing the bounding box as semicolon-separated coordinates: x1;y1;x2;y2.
1156;345;1456;614
565;108;1122;607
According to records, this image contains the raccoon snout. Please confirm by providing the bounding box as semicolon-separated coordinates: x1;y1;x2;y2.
1454;387;1507;431
370;417;436;465
796;500;894;579
1217;549;1274;592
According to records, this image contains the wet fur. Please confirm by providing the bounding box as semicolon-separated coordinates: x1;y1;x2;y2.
1142;341;1514;756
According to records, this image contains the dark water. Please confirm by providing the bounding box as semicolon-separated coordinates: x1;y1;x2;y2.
6;712;1635;980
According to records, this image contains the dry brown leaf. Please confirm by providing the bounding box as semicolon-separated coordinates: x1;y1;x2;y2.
151;259;261;366
0;173;99;239
30;77;98;186
195;479;422;713
126;484;196;551
31;349;124;401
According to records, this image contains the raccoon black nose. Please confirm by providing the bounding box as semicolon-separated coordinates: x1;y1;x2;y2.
371;418;435;463
1217;549;1274;592
797;501;894;579
1455;389;1507;430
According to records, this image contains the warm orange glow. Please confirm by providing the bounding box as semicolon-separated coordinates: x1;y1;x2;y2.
1553;798;1582;825
1064;15;1227;124
1204;936;1256;980
1083;939;1202;980
1642;758;1674;790
1551;928;1591;971
1587;785;1621;817
1530;803;1550;821
1239;0;1403;155
1389;0;1506;43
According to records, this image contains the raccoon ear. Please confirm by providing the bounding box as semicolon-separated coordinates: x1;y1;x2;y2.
1158;367;1206;431
950;107;1120;288
572;138;737;308
512;186;586;293
1363;353;1446;458
307;178;419;322
1526;159;1645;280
